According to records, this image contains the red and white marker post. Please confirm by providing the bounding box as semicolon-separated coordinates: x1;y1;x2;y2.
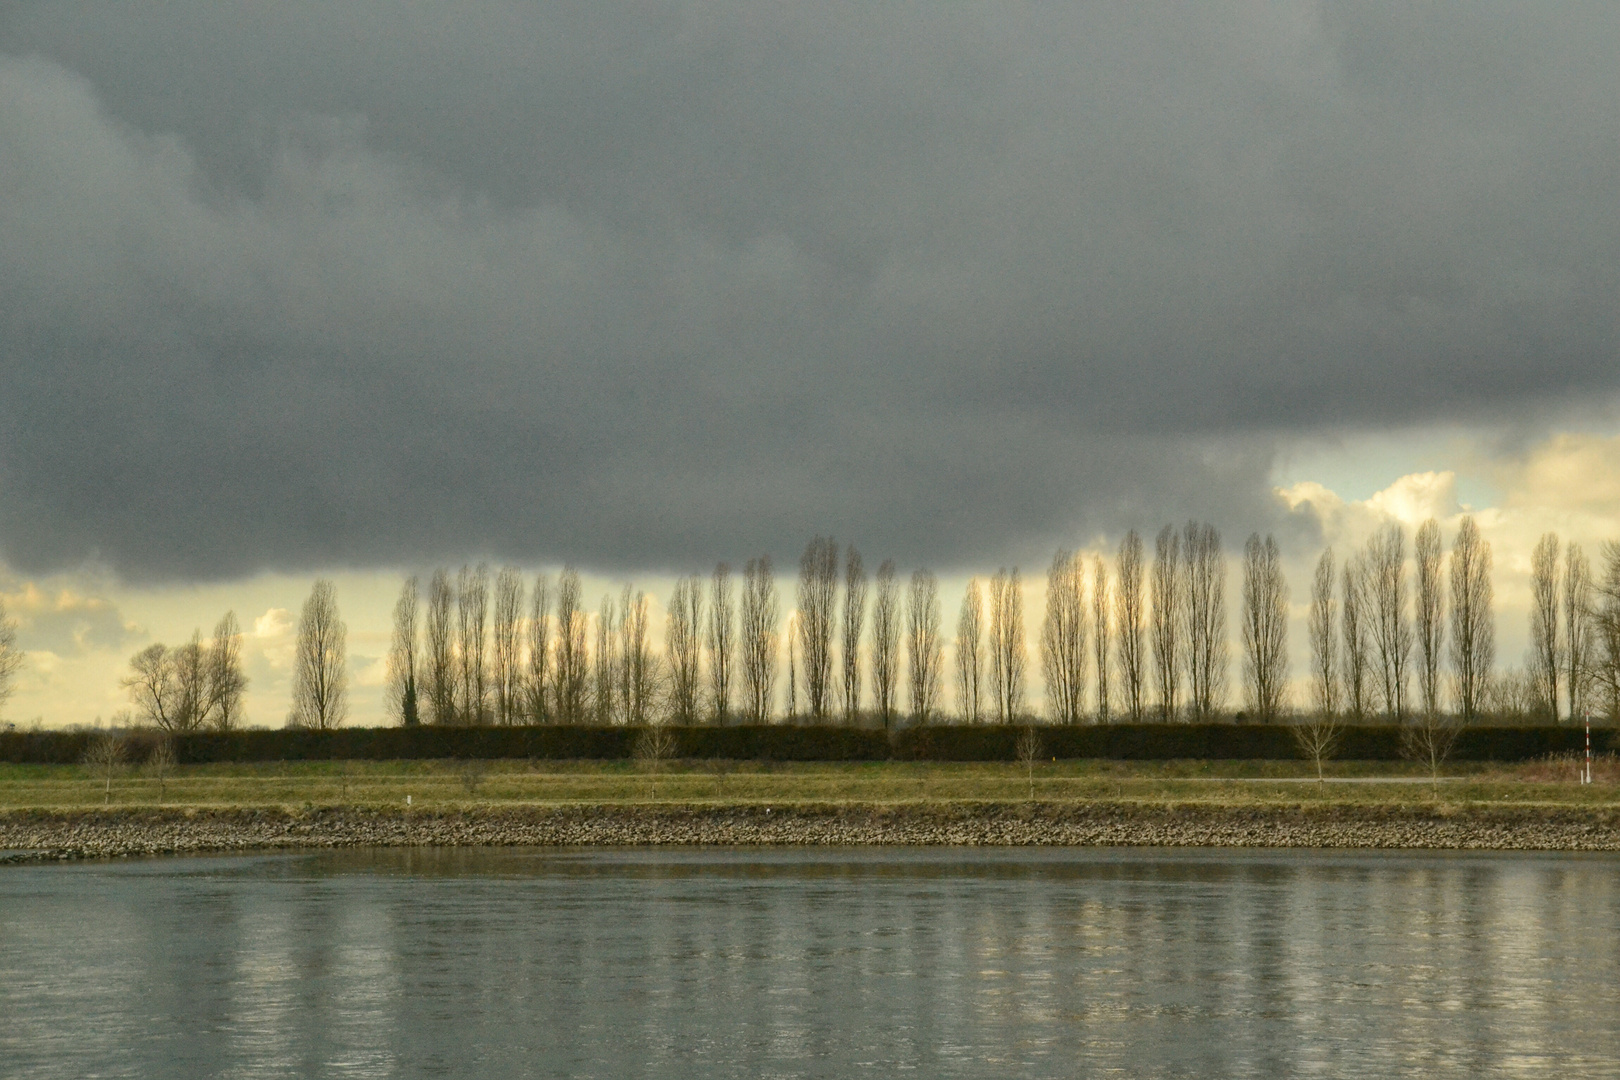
1584;712;1593;785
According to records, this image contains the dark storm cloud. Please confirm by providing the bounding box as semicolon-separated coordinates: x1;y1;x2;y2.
1;3;1617;579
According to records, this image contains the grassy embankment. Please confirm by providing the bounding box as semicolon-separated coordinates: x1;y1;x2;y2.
3;756;1617;812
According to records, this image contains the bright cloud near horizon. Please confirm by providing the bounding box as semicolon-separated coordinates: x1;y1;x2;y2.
2;4;1618;727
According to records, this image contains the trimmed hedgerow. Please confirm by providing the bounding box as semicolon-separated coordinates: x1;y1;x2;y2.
0;722;1610;765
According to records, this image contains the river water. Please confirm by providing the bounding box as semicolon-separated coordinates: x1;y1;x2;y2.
3;847;1618;1078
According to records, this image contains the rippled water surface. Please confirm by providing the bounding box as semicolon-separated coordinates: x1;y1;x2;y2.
3;846;1619;1078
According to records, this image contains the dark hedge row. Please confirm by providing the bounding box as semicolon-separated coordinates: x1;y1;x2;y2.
893;723;1613;762
1;722;1612;765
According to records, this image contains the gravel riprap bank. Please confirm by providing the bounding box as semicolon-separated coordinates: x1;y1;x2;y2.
3;803;1619;862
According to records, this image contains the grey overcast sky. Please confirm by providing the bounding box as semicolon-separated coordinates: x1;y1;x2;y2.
2;2;1618;582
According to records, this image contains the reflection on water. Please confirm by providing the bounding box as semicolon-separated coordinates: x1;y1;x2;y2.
3;847;1618;1078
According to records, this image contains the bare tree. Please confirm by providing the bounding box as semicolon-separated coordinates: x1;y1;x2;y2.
741;556;780;724
1341;554;1372;722
1593;542;1620;721
796;536;839;722
170;633;207;733
1308;549;1339;718
667;576;704;725
1414;519;1445;720
146;737;177;800
1183;522;1227;722
122;615;246;733
617;589;633;721
288;579;348;730
1296;547;1342;781
1566;543;1593;720
634;723;678;799
1092;556;1111;722
386;576;421;726
786;611;800;721
1449;516;1494;724
168;620;244;733
1151;526;1182;721
1115;530;1146;721
1402;705;1462;793
1367;523;1410;721
1240;533;1287;722
708;563;735;724
553;568;589;724
425;569;457;725
491;567;525;725
989;568;1027;723
1529;533;1561;721
1484;667;1538;722
83;732;124;804
907;569;943;723
204;612;247;730
595;594;619;724
619;586;656;725
457;564;491;725
123;644;180;730
1040;550;1086;724
871;560;901;729
0;597;21;720
956;578;984;724
842;547;868;725
1016;725;1042;800
527;573;551;723
1293;708;1343;782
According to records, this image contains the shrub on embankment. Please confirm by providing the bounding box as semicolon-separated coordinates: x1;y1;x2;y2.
1;722;1611;765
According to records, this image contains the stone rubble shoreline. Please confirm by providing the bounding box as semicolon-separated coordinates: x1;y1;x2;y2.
3;802;1619;863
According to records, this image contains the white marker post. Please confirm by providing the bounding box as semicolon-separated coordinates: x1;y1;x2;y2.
1584;713;1593;785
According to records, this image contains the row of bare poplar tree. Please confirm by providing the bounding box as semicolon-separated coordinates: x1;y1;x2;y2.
114;524;1620;733
1306;518;1495;726
1512;532;1616;722
1016;519;1618;726
385;521;1620;729
1309;525;1620;726
381;525;1263;728
384;551;945;728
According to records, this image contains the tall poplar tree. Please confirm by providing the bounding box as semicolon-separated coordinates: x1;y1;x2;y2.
871;561;901;729
386;575;421;726
1449;517;1494;722
288;579;347;730
841;547;868;725
1240;533;1287;722
1040;550;1086;724
1115;531;1146;721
